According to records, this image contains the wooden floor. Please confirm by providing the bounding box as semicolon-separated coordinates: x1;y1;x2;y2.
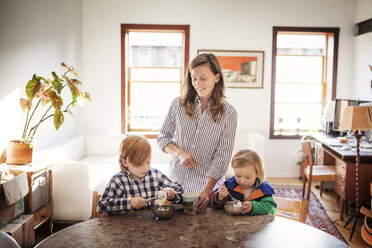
34;177;369;247
267;177;368;248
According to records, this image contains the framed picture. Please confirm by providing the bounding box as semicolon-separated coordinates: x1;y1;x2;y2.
197;50;264;88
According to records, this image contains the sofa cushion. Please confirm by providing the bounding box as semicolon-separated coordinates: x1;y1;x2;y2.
81;155;120;185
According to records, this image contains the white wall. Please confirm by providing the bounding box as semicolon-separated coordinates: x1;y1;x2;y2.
353;0;372;100
1;0;366;177
0;0;83;150
81;0;357;177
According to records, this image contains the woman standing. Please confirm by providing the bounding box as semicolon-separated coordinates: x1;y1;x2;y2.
157;53;237;213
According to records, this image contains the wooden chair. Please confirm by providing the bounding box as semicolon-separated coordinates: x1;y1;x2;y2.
301;141;336;199
273;196;309;223
91;191;107;219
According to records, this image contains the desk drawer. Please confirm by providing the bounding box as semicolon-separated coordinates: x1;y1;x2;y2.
335;160;347;187
335;181;346;199
33;201;52;228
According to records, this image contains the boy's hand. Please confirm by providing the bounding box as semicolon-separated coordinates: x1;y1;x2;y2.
164;187;175;200
242;201;253;215
131;197;146;209
217;184;228;201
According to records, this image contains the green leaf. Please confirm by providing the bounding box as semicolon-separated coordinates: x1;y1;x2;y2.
61;62;70;70
46;90;63;110
52;79;63;94
64;75;79;105
53;110;64;130
51;71;59;80
25;79;41;100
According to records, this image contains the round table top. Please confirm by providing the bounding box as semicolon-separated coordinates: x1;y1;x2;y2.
36;208;349;248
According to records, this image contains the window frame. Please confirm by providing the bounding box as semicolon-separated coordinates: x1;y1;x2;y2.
121;24;190;136
270;26;339;139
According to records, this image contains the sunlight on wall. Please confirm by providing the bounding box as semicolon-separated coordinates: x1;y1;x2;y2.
0;88;23;150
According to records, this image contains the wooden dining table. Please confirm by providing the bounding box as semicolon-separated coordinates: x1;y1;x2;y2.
35;208;349;248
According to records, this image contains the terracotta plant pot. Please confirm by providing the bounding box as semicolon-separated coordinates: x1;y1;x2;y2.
6;140;33;165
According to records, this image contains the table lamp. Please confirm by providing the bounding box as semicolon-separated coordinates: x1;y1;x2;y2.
339;105;372;241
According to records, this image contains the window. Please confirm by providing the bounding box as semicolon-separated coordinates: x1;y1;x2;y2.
121;24;190;135
270;27;339;139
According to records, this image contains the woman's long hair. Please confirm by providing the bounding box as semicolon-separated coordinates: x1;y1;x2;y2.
181;53;225;123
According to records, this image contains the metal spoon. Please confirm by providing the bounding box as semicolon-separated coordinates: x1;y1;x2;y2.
146;191;167;203
145;197;156;203
227;191;242;207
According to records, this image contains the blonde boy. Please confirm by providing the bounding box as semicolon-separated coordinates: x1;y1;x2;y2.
211;149;276;215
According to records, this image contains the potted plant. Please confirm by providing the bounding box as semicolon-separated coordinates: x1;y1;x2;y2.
6;62;91;164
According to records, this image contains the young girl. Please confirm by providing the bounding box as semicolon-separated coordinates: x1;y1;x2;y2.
211;149;276;215
98;135;183;214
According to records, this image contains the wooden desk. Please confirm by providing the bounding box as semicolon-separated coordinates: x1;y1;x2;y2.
312;132;372;220
35;209;349;248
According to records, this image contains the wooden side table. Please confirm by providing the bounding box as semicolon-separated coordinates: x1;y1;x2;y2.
7;163;53;233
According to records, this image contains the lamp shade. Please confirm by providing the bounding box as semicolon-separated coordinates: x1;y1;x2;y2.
339;106;372;131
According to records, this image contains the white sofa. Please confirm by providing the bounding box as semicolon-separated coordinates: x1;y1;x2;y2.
34;131;263;222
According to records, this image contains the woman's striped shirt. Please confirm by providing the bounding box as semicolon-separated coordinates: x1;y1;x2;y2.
157;96;237;193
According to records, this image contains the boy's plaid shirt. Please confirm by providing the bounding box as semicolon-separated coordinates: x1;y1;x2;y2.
98;167;183;214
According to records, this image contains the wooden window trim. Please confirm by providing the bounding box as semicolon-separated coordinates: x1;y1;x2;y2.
270;26;339;140
121;24;190;136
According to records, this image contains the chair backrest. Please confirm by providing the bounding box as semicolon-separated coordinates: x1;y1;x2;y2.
301;141;314;198
91;191;107;219
273;196;309;223
0;231;21;248
301;141;314;167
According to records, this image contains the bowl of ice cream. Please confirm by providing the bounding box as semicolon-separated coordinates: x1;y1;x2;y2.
152;204;175;219
224;201;243;215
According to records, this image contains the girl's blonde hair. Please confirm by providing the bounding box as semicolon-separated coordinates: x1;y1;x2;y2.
181;53;225;123
119;135;151;173
231;149;265;183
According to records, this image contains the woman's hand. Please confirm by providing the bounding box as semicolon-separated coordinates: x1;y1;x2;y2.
195;190;210;213
131;197;146;209
217;184;228;201
241;201;253;215
178;149;198;168
164;187;175;200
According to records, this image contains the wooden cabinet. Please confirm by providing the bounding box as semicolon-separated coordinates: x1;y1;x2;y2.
7;163;53;233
